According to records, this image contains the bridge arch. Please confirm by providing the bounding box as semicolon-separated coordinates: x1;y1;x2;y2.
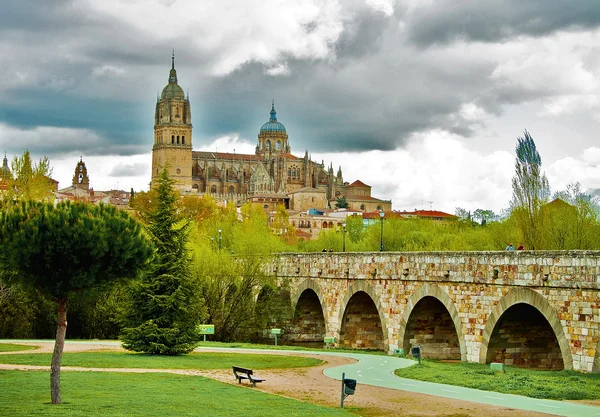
397;284;466;361
337;281;388;350
290;279;331;343
479;288;573;370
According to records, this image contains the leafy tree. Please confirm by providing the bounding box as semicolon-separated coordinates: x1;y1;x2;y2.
121;169;206;355
454;207;471;221
346;214;364;244
335;196;349;209
510;130;550;249
271;204;297;245
542;183;600;249
0;200;152;404
472;209;498;225
3;150;54;201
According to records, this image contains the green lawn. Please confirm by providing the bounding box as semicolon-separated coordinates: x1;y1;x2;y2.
0;370;354;417
0;343;37;352
395;360;600;400
0;351;322;370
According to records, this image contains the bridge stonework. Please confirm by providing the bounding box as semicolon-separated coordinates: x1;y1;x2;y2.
266;251;600;372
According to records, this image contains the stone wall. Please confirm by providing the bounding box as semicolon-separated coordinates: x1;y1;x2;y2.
267;251;600;372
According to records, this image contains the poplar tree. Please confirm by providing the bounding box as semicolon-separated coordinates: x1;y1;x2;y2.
511;130;550;249
0;200;152;404
121;169;204;354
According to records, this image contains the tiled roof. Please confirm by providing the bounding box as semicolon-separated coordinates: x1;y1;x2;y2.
347;180;371;188
400;210;457;219
193;151;261;162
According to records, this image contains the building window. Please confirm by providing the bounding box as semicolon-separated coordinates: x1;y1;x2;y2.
228;185;235;194
182;136;185;144
276;140;281;150
263;204;269;209
360;204;365;211
376;205;382;210
176;168;181;174
323;222;328;229
171;135;175;144
211;185;217;193
177;135;180;144
288;168;291;178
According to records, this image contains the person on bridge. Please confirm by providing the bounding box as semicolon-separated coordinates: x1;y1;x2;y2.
517;242;524;250
506;243;515;251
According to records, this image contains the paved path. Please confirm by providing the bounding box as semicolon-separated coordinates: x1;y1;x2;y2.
3;340;600;417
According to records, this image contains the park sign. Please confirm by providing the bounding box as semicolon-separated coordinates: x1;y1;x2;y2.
197;324;215;335
270;328;282;335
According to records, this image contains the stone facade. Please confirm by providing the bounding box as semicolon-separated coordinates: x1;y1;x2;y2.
264;251;600;372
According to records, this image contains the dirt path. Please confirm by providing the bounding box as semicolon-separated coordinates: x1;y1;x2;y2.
1;342;553;417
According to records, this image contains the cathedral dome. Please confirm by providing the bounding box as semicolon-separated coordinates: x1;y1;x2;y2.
260;101;286;134
161;80;185;100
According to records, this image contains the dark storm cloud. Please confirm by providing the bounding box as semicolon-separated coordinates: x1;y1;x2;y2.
1;0;593;160
404;0;600;46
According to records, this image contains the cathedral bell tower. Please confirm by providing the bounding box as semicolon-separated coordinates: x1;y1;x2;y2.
151;53;193;190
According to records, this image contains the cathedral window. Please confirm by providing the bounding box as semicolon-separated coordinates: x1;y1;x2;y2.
182;136;185;144
228;186;235;194
172;135;175;144
360;204;365;211
288;168;291;178
211;185;217;193
177;135;180;144
266;140;271;150
276;140;281;150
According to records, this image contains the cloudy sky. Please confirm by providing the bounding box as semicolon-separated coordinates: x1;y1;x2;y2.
2;0;600;214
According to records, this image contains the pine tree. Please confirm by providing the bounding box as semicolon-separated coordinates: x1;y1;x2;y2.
121;169;204;354
0;200;152;404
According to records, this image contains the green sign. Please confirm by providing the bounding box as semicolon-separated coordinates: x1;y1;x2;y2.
324;336;336;344
271;328;282;335
197;324;215;335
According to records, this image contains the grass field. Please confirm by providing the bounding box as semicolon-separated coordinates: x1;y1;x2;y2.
395;360;600;400
0;351;322;370
196;341;387;355
0;343;37;352
0;370;355;417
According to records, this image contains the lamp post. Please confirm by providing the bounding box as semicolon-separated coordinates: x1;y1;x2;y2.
379;210;385;252
218;228;222;250
342;221;347;252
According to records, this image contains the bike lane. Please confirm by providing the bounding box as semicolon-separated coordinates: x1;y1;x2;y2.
321;353;600;417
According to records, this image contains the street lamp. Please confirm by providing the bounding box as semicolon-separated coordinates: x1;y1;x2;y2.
218;228;222;250
379;210;385;252
342;221;347;252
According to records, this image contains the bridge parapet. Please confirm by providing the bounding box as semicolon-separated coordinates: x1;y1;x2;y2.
268;251;600;290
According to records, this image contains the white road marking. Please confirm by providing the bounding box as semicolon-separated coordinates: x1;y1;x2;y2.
402;383;417;387
484;396;502;400
367;367;374;369
373;378;383;381
537;404;559;409
442;389;459;393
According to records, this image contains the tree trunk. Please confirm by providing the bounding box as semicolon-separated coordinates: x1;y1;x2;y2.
51;298;67;404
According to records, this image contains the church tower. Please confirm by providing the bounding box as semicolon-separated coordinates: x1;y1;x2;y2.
151;53;193;190
256;101;289;193
72;158;90;191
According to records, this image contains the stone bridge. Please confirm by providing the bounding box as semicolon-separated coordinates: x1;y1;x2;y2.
263;251;600;372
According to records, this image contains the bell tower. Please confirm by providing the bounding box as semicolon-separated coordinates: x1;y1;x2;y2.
72;158;90;191
151;52;193;190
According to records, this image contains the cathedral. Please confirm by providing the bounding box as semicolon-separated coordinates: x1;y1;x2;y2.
151;56;391;212
151;56;342;204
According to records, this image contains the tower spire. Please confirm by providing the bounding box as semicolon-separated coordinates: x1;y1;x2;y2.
270;99;277;121
172;49;175;70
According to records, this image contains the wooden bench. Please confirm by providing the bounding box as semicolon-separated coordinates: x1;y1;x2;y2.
232;366;265;387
